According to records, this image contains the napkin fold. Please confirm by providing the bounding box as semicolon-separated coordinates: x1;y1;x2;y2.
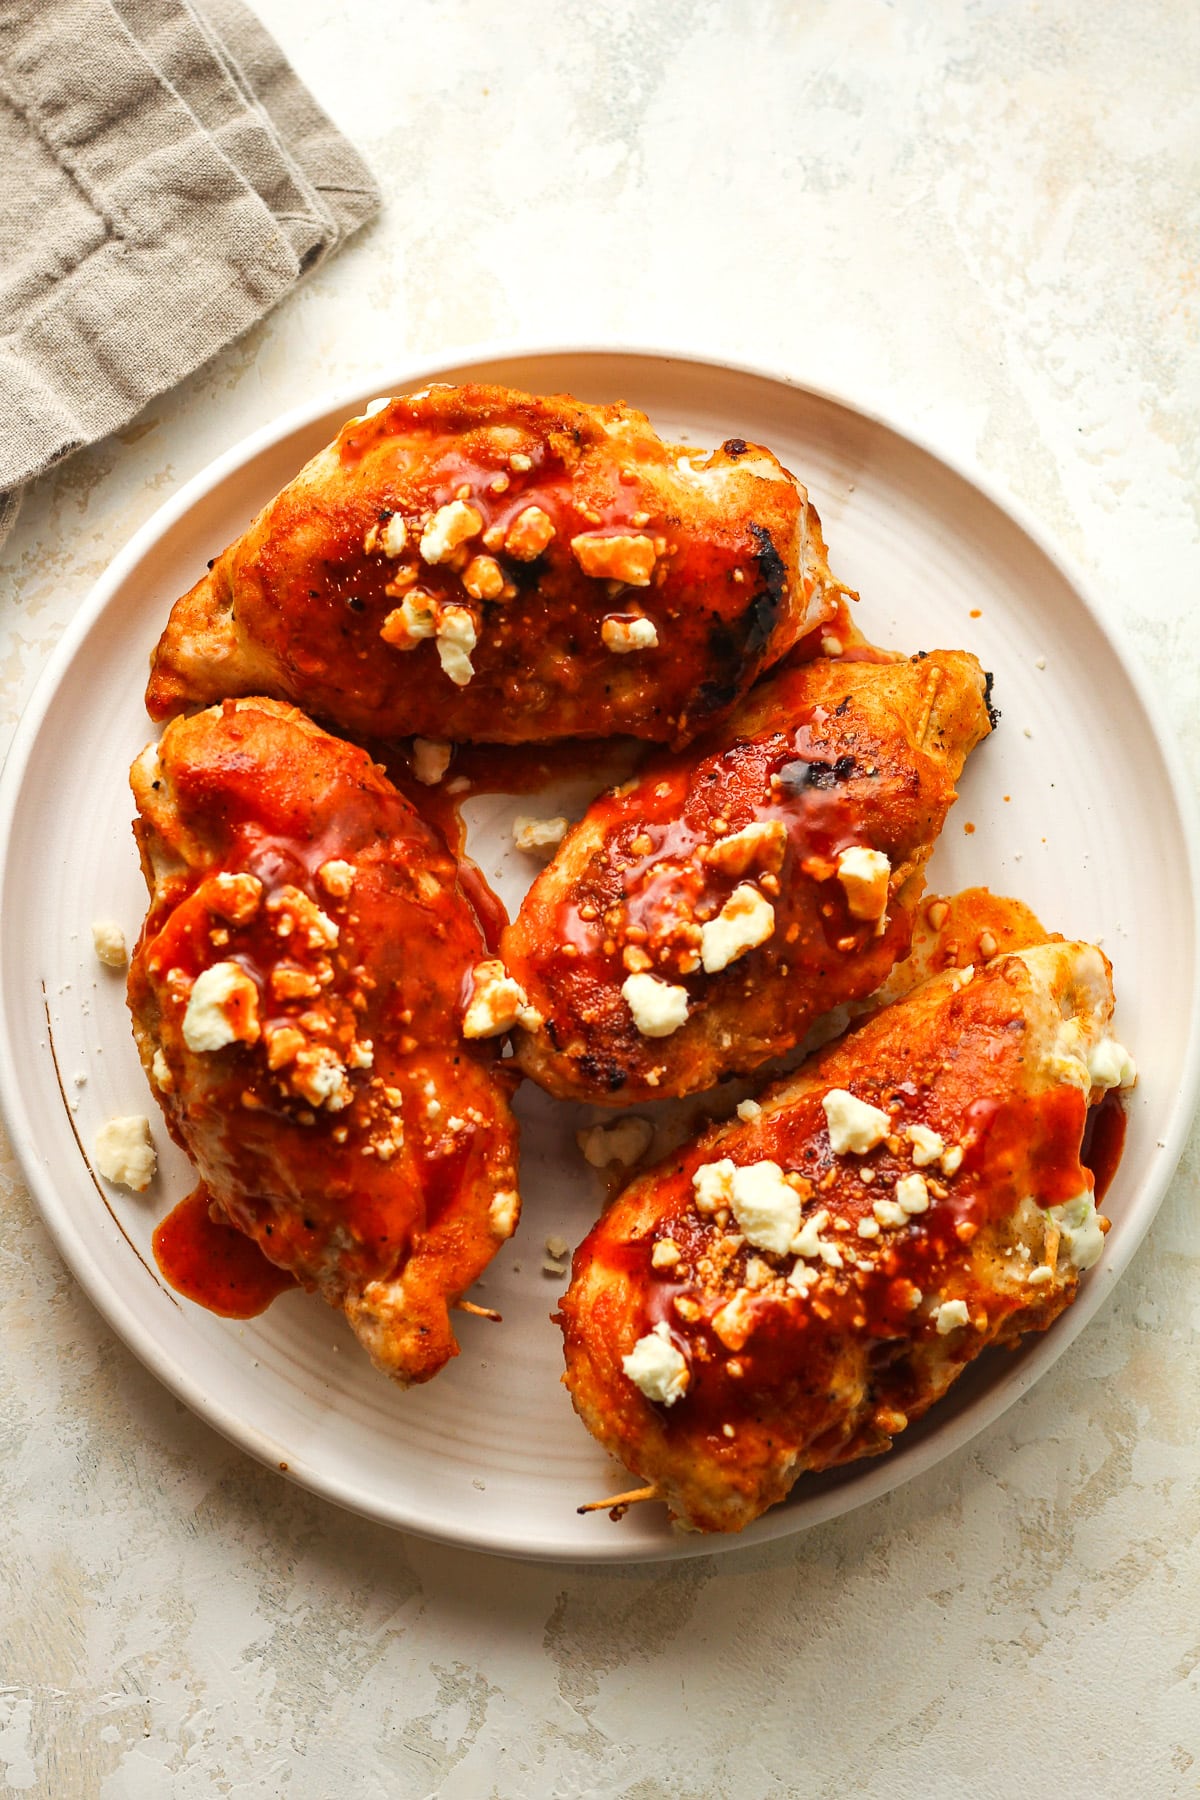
0;0;379;543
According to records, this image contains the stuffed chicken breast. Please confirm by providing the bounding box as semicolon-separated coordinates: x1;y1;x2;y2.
560;941;1134;1532
127;697;521;1385
505;650;993;1104
146;383;836;746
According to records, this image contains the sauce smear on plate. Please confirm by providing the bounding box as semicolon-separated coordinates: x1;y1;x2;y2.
154;1184;297;1318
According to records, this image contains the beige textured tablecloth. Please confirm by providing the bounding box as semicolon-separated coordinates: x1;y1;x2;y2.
0;0;379;541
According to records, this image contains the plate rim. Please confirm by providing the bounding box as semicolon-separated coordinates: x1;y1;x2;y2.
2;338;1198;1564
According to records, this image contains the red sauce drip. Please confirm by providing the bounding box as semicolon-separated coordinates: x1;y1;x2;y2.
451;738;642;798
377;736;641;955
959;1084;1090;1209
154;1185;297;1318
456;857;509;955
419;1133;476;1231
1082;1090;1127;1202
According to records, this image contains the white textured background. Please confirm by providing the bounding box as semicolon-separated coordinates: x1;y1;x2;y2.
2;2;1199;1794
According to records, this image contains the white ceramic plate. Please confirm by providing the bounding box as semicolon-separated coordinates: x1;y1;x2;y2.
2;348;1198;1564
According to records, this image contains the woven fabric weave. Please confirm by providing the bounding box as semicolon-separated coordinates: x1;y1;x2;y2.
0;0;378;541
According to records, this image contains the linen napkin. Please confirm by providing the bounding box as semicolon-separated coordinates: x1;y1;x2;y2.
0;0;379;543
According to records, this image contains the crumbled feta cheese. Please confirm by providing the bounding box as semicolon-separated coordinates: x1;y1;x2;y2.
435;604;478;686
512;815;569;856
462;553;506;601
1087;1037;1137;1091
622;1321;689;1405
791;1205;843;1267
573;531;656;586
266;887;338;950
182;961;261;1052
601;614;659;653
412;737;452;785
270;963;321;1002
856;1216;880;1239
380;514;408;557
1026;1265;1055;1286
693;1158;735;1213
93;1115;156;1191
651;1239;680;1270
836;845;891;923
822;1088;891;1155
895;1173;930;1215
381;590;436;648
787;1261;819;1295
347;1040;374;1070
724;1160;802;1255
820;634;844;657
736;1099;762;1122
264;1022;304;1072
744;1256;772;1288
316;859;356;899
621;971;689;1037
872;1197;908;1228
699;884;776;973
504;505;556;560
207;872;263;924
578;1116;653;1168
705;819;787;878
462;960;540;1037
91;920;127;967
711;1290;756;1351
290;1045;352;1111
1047;1191;1106;1272
420;499;482;564
931;1298;970;1335
489;1189;520;1239
907;1124;945;1167
940;1143;964;1177
150;1049;173;1092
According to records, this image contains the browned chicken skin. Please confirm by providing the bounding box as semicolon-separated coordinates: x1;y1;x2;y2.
127;698;521;1385
559;942;1134;1533
504;650;993;1104
146;384;836;745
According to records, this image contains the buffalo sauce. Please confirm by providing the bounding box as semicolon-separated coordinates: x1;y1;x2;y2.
322;391;831;751
454;858;509;956
335;405;762;657
135;715;511;1323
538;697;907;1008
1082;1089;1128;1202
380;737;642;956
600;1032;1113;1438
336;407;756;612
445;737;644;799
957;1084;1092;1211
154;1184;297;1317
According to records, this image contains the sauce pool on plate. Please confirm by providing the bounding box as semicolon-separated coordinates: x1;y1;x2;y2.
154;1185;297;1318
